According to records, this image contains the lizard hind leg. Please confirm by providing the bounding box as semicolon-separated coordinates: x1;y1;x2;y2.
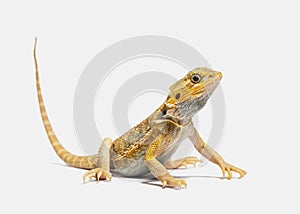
165;156;202;169
83;137;113;183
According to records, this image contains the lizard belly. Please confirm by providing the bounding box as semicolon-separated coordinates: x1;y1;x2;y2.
111;125;193;177
112;156;149;177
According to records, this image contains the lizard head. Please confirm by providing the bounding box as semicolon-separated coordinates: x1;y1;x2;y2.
164;67;222;119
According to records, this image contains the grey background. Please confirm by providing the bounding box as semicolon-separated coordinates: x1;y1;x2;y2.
0;1;299;213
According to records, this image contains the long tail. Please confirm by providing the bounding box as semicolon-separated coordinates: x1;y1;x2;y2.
34;38;96;169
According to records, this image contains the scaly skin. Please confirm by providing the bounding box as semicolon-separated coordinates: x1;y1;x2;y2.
34;39;246;189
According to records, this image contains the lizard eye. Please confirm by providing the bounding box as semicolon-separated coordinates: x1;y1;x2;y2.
191;74;201;83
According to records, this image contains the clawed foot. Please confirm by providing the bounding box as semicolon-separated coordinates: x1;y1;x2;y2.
158;174;187;189
219;162;247;179
82;168;112;183
165;156;202;169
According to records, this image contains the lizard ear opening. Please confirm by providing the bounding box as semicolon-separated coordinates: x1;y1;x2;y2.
161;106;167;115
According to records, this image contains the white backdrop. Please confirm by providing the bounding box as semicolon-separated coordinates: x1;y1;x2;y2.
0;1;299;213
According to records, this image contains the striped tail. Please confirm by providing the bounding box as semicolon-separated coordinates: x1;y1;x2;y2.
34;38;96;169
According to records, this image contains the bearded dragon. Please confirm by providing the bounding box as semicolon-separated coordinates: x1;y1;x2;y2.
34;39;246;189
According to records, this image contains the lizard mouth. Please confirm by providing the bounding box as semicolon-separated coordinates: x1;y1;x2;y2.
192;78;220;97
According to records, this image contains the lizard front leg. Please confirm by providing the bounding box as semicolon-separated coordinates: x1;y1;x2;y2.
189;126;247;179
144;135;187;189
165;157;202;169
83;137;113;183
